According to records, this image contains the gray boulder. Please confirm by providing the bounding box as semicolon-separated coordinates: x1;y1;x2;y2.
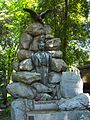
12;72;41;84
57;93;90;110
51;58;67;72
26;23;45;36
31;82;52;93
7;82;36;99
50;50;63;58
29;36;40;51
19;58;33;71
19;33;32;49
18;49;33;61
46;38;61;50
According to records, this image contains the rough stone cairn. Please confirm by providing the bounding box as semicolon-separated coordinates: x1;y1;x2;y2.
7;22;90;120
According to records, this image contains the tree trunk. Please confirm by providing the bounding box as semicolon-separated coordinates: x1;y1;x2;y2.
62;0;68;62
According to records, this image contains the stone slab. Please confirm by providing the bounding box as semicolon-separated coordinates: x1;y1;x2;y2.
26;110;90;120
60;72;83;98
33;101;58;110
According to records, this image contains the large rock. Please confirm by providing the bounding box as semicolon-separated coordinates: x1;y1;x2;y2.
7;82;36;99
19;33;32;49
49;72;62;83
12;72;41;84
19;59;33;71
57;93;90;110
60;72;83;98
29;36;40;51
18;49;33;61
46;38;61;50
51;58;67;72
50;50;63;58
26;23;45;36
31;82;52;93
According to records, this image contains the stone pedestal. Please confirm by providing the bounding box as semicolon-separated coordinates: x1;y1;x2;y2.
11;99;90;120
26;110;90;120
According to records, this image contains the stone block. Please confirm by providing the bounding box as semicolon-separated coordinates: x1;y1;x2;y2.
51;58;67;72
19;33;32;49
26;110;90;120
60;72;83;98
19;58;33;71
33;100;58;110
12;72;41;84
18;49;33;61
11;99;90;120
7;82;36;99
11;99;26;120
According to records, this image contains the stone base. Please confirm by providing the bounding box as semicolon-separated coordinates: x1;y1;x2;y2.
11;99;90;120
26;110;90;120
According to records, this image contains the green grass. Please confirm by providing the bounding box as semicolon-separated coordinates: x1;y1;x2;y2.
0;107;11;120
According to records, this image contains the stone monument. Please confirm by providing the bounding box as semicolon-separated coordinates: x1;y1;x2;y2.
7;9;90;120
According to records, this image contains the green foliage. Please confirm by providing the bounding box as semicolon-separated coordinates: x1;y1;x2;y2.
0;0;38;104
37;0;90;65
66;40;89;66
